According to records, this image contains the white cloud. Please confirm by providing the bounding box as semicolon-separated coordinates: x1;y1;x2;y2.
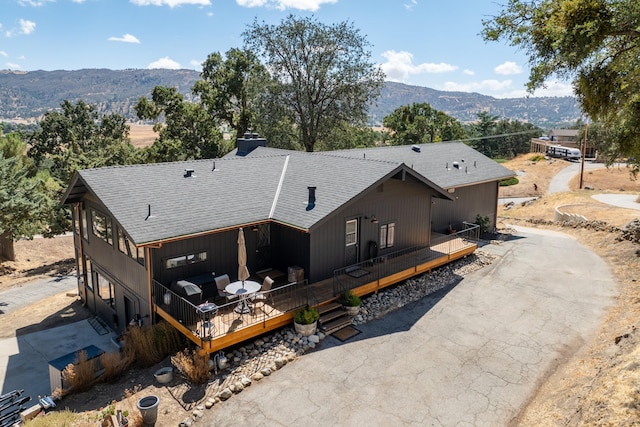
131;0;211;7
380;50;457;82
108;33;141;43
494;61;522;75
404;0;417;11
236;0;337;11
190;59;202;70
6;19;36;37
443;79;514;94
531;79;574;97
7;62;21;69
72;0;86;3
18;0;53;6
0;51;7;57
148;56;181;69
19;19;36;35
463;69;474;76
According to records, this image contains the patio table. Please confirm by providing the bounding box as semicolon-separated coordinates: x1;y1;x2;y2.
225;280;261;318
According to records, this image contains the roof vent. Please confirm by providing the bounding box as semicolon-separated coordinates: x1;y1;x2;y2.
452;161;460;170
306;186;316;211
184;169;195;178
411;145;421;153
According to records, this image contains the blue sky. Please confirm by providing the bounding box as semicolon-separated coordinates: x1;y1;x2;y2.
1;0;573;99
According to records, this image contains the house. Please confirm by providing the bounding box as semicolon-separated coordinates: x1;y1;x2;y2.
530;128;595;158
62;138;514;352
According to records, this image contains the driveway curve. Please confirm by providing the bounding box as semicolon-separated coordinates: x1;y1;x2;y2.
548;162;605;193
202;226;617;426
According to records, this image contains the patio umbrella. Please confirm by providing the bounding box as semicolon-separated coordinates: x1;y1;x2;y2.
238;227;250;286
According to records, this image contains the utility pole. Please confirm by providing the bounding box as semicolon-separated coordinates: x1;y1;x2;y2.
579;123;588;189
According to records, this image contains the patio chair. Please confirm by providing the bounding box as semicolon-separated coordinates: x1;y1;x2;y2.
214;274;237;302
252;276;275;315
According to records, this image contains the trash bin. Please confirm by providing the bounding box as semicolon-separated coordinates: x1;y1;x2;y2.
137;395;160;426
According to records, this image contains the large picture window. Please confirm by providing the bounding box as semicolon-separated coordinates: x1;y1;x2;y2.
96;271;115;309
117;226;145;266
380;223;395;249
345;219;357;246
165;251;207;269
91;208;113;245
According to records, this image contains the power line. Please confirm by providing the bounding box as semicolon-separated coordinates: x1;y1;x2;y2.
454;129;542;143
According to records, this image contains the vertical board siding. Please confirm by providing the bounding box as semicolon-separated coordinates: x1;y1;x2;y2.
431;182;499;232
270;223;310;278
309;177;434;283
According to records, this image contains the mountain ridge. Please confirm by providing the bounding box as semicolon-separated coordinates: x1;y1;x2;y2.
0;69;582;128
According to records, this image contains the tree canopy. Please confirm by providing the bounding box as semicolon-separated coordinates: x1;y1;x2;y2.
135;86;224;162
383;103;465;145
243;15;385;152
193;48;268;140
482;0;640;169
0;133;53;260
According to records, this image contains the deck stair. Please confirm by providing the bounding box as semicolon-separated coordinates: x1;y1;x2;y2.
318;302;353;335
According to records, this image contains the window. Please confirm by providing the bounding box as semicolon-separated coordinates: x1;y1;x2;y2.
380;223;395;249
91;208;113;245
117;226;145;266
165;251;207;269
345;219;357;246
81;204;88;240
85;258;94;291
96;271;115;309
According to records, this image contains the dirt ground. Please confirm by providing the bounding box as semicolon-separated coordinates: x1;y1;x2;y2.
1;153;639;425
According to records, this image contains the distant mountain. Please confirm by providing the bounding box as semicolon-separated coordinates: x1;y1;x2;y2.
0;69;582;128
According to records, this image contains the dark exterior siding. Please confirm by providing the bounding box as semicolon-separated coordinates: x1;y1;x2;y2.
270;224;310;281
308;176;435;283
431;182;499;232
79;199;149;332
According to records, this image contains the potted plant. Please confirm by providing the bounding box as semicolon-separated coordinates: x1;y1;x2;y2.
339;289;361;316
293;306;319;336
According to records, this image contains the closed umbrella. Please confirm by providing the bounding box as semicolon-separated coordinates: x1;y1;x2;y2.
238;228;250;287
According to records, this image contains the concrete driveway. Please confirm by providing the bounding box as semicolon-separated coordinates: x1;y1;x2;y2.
202;226;616;426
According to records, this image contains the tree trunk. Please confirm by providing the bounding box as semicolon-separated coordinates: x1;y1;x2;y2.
0;232;16;261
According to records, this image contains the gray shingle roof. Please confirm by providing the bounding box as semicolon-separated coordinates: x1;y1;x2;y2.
64;142;512;245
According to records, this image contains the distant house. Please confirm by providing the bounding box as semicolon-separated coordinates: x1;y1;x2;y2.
62;137;513;352
547;129;579;144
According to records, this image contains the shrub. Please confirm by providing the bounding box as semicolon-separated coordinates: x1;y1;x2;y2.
499;177;519;186
474;214;491;233
293;306;319;325
60;350;97;394
171;348;210;384
124;321;183;367
339;290;361;307
99;351;133;383
529;154;545;162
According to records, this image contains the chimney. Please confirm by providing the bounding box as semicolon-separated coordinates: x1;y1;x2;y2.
236;132;267;156
306;186;316;211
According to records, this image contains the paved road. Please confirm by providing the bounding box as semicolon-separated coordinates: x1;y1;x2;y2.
202;225;616;426
548;162;605;193
0;274;77;315
592;193;640;211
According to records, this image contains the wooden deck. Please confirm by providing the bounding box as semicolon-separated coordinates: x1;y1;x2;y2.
154;235;478;354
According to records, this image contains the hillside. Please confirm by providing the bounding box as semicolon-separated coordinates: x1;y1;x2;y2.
0;69;582;127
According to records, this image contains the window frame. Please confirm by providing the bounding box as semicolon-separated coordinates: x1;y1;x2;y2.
117;226;145;266
164;251;208;270
345;219;358;247
90;208;113;246
379;222;395;249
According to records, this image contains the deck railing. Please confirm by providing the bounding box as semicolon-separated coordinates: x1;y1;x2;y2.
333;224;479;296
152;279;311;343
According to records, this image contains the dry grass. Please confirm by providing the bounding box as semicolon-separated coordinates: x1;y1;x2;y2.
124;321;183;367
171;348;210;384
60;350;97;394
568;164;638;191
99;351;133;384
498;153;572;197
129;123;157;148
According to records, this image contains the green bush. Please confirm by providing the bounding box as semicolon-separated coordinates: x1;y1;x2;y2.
499;177;519;186
529;154;545;162
339;289;362;307
474;214;491;233
294;306;319;325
